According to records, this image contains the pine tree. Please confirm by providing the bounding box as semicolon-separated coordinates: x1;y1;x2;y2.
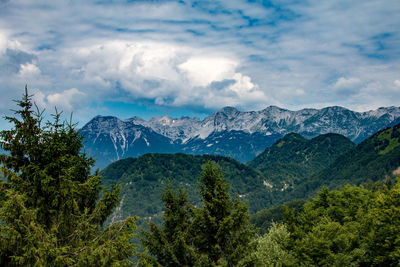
140;185;195;266
0;86;136;266
192;162;255;266
141;161;255;266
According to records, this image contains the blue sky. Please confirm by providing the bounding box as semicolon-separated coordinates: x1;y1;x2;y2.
1;0;400;128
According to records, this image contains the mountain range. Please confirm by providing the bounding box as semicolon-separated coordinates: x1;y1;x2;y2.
100;121;400;225
81;105;400;169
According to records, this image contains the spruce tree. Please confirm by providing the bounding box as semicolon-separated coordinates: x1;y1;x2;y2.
0;87;136;266
141;161;255;266
140;185;195;266
192;162;255;266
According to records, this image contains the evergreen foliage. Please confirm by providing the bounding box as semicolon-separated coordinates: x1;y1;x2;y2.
365;181;400;265
249;180;400;266
141;162;255;266
285;185;375;265
250;199;305;234
0;87;136;266
286;122;400;201
140;186;195;266
101;153;267;224
248;132;356;188
315;123;400;186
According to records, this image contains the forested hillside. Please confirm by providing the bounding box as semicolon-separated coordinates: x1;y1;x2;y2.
316;123;400;186
101;153;267;223
251;122;400;232
248;133;356;189
281;122;400;201
100;132;361;223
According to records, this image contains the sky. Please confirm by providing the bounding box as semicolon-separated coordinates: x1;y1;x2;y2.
1;0;400;128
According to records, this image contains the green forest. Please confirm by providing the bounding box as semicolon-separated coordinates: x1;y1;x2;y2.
1;89;400;266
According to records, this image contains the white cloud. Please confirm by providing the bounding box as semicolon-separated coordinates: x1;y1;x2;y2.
334;77;361;90
0;31;7;55
295;89;305;96
71;40;183;93
361;81;383;93
47;88;87;111
18;63;41;76
229;73;258;96
1;0;400;122
61;39;269;110
0;29;25;54
179;57;237;87
31;89;47;109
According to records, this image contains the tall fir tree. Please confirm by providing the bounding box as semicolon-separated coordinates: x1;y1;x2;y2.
141;161;255;266
140;185;195;266
192;162;255;266
0;86;136;266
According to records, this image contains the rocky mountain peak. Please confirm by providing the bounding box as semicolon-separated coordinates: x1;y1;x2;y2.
151;115;174;126
84;115;123;131
218;106;240;116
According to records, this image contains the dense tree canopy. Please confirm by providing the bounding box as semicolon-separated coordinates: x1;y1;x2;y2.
248;180;400;266
0;87;136;266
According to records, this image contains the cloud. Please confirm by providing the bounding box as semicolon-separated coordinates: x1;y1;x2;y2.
334;77;362;89
47;88;87;111
0;30;24;55
18;63;41;77
31;88;47;109
395;80;400;87
0;0;399;127
0;31;37;75
178;57;237;87
333;77;363;96
58;39;269;110
0;31;7;54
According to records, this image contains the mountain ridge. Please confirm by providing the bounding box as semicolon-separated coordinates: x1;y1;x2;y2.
248;132;356;189
81;105;400;169
274;122;400;203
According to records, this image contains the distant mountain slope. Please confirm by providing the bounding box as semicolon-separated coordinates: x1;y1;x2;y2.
315;122;400;187
99;132;358;224
100;153;266;223
80;116;178;168
248;133;356;188
181;130;281;162
281;122;400;201
82;106;400;169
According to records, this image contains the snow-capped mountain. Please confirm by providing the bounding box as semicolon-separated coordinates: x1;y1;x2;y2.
128;115;201;143
81;116;178;169
80;106;400;169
